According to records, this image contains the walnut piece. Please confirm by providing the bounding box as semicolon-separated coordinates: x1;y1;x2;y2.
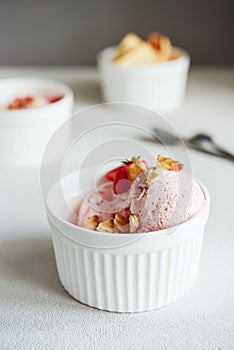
128;156;147;183
131;156;147;171
97;218;115;233
157;155;184;172
83;215;99;230
129;214;140;233
114;213;129;233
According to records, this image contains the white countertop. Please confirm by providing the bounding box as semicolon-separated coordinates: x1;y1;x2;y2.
0;67;234;350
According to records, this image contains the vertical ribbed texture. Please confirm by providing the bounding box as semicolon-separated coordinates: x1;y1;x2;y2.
52;231;204;312
99;54;190;112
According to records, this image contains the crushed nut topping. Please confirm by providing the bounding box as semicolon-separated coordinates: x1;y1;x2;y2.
157;155;184;172
128;156;146;183
146;168;159;184
114;213;129;233
83;215;99;230
131;156;147;171
128;164;143;183
97;218;115;233
129;214;140;233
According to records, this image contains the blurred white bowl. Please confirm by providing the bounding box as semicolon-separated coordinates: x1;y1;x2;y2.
97;47;190;113
45;170;209;313
0;77;73;168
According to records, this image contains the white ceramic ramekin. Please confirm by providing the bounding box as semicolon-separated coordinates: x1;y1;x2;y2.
0;78;73;168
97;47;190;112
45;171;209;313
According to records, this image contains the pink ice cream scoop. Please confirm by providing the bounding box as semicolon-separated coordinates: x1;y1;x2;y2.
77;182;130;227
77;156;205;233
129;167;205;232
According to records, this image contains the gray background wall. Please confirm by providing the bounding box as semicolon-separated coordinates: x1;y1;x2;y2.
0;0;233;66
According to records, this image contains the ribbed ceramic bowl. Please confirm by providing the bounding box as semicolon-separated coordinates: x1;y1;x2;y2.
97;46;190;112
0;77;73;168
46;171;209;313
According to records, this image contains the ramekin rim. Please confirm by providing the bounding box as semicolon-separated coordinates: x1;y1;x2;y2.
0;77;73;115
45;171;210;240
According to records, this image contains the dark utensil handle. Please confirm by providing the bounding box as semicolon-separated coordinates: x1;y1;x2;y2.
189;133;234;160
209;143;234;160
187;142;234;162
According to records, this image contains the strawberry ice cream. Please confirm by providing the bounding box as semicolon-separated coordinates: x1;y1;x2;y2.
77;182;130;227
76;155;205;233
129;167;205;232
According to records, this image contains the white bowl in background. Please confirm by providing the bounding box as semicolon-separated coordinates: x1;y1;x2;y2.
97;47;190;113
0;77;74;168
45;170;210;313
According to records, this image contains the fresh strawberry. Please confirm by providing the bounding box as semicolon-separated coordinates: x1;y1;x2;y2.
106;162;132;181
7;96;33;110
105;157;149;194
48;95;63;104
106;166;123;181
113;166;131;194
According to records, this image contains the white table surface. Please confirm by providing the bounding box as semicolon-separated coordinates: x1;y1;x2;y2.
0;67;234;350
